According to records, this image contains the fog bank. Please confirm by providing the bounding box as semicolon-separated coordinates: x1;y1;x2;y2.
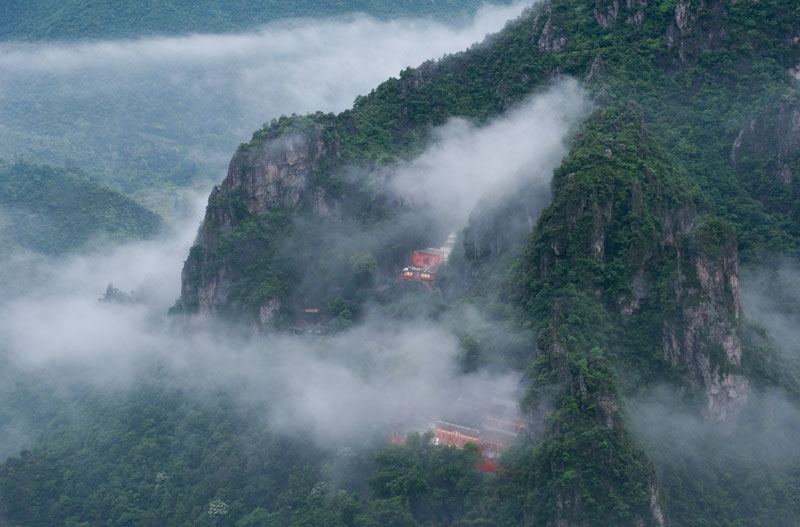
0;2;533;191
390;79;590;228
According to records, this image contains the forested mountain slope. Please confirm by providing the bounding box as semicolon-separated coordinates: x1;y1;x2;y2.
0;0;511;41
174;0;800;524
3;1;800;527
181;0;800;323
0;161;161;254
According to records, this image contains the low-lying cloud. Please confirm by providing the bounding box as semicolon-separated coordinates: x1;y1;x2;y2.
0;61;591;467
0;2;533;188
0;178;526;459
391;79;591;228
623;261;800;523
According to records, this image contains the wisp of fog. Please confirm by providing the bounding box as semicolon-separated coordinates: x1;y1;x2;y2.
624;262;800;504
0;2;533;188
391;79;591;228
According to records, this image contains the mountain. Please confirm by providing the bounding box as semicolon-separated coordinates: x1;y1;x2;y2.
175;0;800;525
0;161;161;254
0;0;511;41
3;1;800;526
179;0;800;324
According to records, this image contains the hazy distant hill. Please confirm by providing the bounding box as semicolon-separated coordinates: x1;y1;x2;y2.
0;161;161;254
0;1;522;196
0;0;510;41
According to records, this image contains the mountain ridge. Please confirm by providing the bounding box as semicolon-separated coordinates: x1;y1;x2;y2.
0;160;162;255
175;0;800;524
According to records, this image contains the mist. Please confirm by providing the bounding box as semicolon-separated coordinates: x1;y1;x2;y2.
624;261;800;524
0;179;518;459
0;232;522;454
626;383;800;523
740;261;800;361
0;39;592;468
390;79;590;229
0;2;533;192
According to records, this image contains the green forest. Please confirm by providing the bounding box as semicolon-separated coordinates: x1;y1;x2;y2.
0;0;521;198
0;161;161;254
2;0;800;526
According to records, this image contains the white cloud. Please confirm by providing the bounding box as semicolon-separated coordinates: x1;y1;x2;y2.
0;2;534;182
390;79;591;228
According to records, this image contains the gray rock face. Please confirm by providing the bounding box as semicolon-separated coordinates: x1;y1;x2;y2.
626;0;648;27
593;0;647;29
731;97;800;169
532;6;567;53
666;0;728;65
258;298;282;325
594;0;620;29
224;128;340;215
179;122;341;318
730;96;800;204
662;231;749;423
584;55;608;84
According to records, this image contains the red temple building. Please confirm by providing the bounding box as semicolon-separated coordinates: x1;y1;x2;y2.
398;234;456;285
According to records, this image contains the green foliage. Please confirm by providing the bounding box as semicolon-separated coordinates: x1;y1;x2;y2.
182;1;800;523
0;380;493;527
366;434;484;526
179;190;295;320
0;381;325;527
0;160;161;254
349;251;378;277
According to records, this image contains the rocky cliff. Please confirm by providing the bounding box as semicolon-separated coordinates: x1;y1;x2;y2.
178;114;435;324
506;101;760;524
179;116;344;321
730;95;800;224
663;221;749;422
593;0;649;30
666;0;728;66
508;103;682;527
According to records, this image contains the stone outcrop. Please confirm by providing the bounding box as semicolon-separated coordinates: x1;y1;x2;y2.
224;127;341;216
517;105;684;526
583;55;608;84
730;96;800;213
594;0;620;29
179;120;342;318
524;103;747;431
663;224;749;422
731;96;800;172
666;0;728;65
461;181;550;294
593;0;648;29
625;0;648;27
532;6;567;53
